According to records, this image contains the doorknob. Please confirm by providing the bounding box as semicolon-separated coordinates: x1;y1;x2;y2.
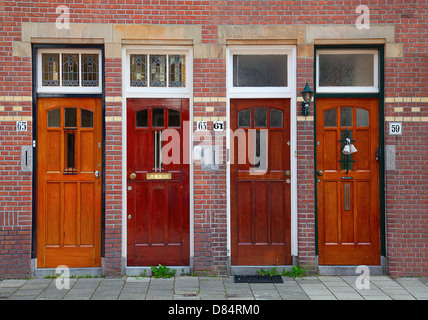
95;170;100;178
285;170;291;176
130;173;136;180
316;170;324;176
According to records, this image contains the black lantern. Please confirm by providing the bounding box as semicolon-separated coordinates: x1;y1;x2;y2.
300;82;314;116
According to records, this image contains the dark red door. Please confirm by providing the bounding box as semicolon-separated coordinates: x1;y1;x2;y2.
230;99;291;265
127;98;189;266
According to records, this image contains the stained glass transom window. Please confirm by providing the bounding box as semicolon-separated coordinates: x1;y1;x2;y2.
62;54;79;87
81;54;99;87
130;55;147;87
129;53;186;88
169;55;185;87
42;54;59;86
39;50;101;92
150;55;167;87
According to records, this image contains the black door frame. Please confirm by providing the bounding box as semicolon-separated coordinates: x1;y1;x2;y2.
31;44;106;261
313;44;386;262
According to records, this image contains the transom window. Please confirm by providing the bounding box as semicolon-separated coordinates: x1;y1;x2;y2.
130;54;186;88
316;49;379;93
227;46;295;98
37;49;102;93
125;48;191;97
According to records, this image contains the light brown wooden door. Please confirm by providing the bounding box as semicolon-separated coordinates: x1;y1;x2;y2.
230;99;291;266
37;98;102;268
316;98;380;265
127;98;189;266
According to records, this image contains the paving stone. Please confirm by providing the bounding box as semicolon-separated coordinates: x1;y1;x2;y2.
0;280;27;288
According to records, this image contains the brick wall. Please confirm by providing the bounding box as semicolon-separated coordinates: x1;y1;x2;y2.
0;1;426;278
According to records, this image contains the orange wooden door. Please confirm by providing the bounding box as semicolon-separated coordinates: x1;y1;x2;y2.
127;98;189;266
37;98;102;268
230;99;291;265
316;98;380;265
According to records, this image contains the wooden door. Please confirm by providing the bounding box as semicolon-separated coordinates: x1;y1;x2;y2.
127;98;189;266
37;98;102;268
316;98;380;265
230;99;291;265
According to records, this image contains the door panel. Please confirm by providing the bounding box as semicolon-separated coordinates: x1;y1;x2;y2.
316;98;380;265
127;98;189;266
230;99;291;266
37;98;102;268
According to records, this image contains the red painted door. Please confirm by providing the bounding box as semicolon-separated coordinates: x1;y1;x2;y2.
230;99;291;265
316;98;380;265
127;98;189;266
37;98;102;268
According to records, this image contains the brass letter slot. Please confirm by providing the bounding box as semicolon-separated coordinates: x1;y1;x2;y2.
146;172;172;180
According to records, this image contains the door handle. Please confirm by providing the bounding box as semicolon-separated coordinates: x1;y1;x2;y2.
285;170;291;176
316;170;324;176
95;170;100;178
130;173;136;180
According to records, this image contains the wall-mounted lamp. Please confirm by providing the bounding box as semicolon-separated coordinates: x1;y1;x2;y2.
300;82;314;116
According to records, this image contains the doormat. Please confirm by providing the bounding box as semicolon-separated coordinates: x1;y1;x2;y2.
234;275;283;283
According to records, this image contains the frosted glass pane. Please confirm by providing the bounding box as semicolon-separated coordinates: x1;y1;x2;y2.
238;109;250;127
340;107;353;127
233;55;287;87
356;108;369;127
270;109;283;127
319;54;374;87
324;109;337;127
254;108;267;127
47;109;60;127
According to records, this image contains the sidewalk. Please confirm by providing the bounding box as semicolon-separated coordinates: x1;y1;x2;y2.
0;275;427;300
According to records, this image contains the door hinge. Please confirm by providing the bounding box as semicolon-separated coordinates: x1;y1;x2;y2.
32;140;36;148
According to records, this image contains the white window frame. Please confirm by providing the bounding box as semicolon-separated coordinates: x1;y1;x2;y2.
227;45;295;98
37;48;102;94
316;49;379;93
124;46;192;98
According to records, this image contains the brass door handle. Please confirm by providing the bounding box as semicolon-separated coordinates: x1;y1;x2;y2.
285;170;291;176
316;170;324;176
130;173;136;180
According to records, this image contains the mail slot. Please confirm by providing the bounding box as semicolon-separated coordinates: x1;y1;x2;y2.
146;172;172;180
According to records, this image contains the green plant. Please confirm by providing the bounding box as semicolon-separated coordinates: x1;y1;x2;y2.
283;265;306;278
257;267;279;276
151;264;177;278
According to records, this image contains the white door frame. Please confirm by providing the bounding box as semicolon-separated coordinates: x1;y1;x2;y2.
121;45;194;272
226;45;298;265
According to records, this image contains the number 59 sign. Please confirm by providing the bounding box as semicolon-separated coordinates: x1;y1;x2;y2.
389;122;402;135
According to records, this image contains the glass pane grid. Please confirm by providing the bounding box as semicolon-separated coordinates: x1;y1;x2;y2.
41;52;100;90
